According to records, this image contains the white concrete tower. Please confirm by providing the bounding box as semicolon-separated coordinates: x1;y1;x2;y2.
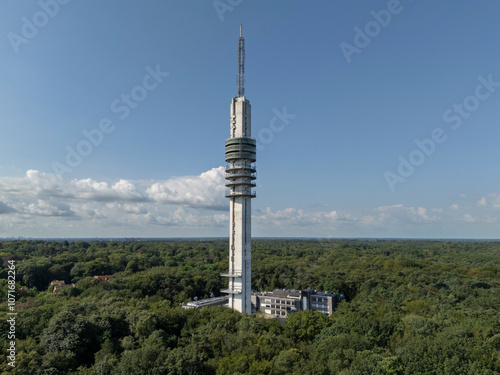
221;25;256;314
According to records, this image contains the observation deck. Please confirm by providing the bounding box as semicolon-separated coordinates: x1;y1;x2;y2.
225;137;256;199
225;190;256;198
225;164;256;174
225;181;256;187
225;137;256;162
226;171;256;179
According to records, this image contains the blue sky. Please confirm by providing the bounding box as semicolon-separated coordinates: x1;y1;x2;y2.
0;0;499;238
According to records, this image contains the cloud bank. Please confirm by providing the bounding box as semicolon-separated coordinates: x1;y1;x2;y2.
0;167;227;237
0;168;499;238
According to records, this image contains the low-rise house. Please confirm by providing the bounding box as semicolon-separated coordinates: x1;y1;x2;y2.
51;281;76;293
93;275;112;282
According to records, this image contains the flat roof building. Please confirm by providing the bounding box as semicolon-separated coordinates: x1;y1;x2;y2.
182;296;229;310
182;289;344;317
251;289;344;317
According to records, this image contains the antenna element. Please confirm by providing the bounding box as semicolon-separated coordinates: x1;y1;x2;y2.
237;24;245;97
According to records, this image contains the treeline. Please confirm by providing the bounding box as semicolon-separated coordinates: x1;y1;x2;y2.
0;239;499;374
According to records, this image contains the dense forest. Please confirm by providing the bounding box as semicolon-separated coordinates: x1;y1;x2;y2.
0;239;500;374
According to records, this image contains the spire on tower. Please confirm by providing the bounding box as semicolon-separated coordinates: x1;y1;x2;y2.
237;24;245;97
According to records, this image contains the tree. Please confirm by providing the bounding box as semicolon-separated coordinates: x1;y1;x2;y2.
272;348;301;374
114;330;169;374
164;344;204;375
18;258;52;289
283;309;329;343
83;258;112;276
70;262;85;280
126;310;158;341
41;306;99;371
49;264;68;283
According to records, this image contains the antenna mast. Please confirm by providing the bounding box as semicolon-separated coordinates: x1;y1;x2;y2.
237;24;245;97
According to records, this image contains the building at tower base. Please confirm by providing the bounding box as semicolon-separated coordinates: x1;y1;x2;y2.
251;289;345;317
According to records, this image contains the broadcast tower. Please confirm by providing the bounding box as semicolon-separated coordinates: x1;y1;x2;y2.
221;25;256;314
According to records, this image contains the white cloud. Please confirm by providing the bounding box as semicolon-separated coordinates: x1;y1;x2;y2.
151;208;228;228
0;168;230;236
0;168;226;212
462;213;476;223
25;200;74;217
0;201;15;215
255;207;352;228
472;194;500;210
70;178;145;202
1;168;500;238
365;204;439;226
0;170;146;203
483;216;497;224
73;203;106;219
146;167;226;209
493;195;500;209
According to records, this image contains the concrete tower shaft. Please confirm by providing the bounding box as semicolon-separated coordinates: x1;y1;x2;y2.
221;26;255;314
222;97;256;314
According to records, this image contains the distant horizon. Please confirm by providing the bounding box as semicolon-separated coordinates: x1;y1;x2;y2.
2;237;500;242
